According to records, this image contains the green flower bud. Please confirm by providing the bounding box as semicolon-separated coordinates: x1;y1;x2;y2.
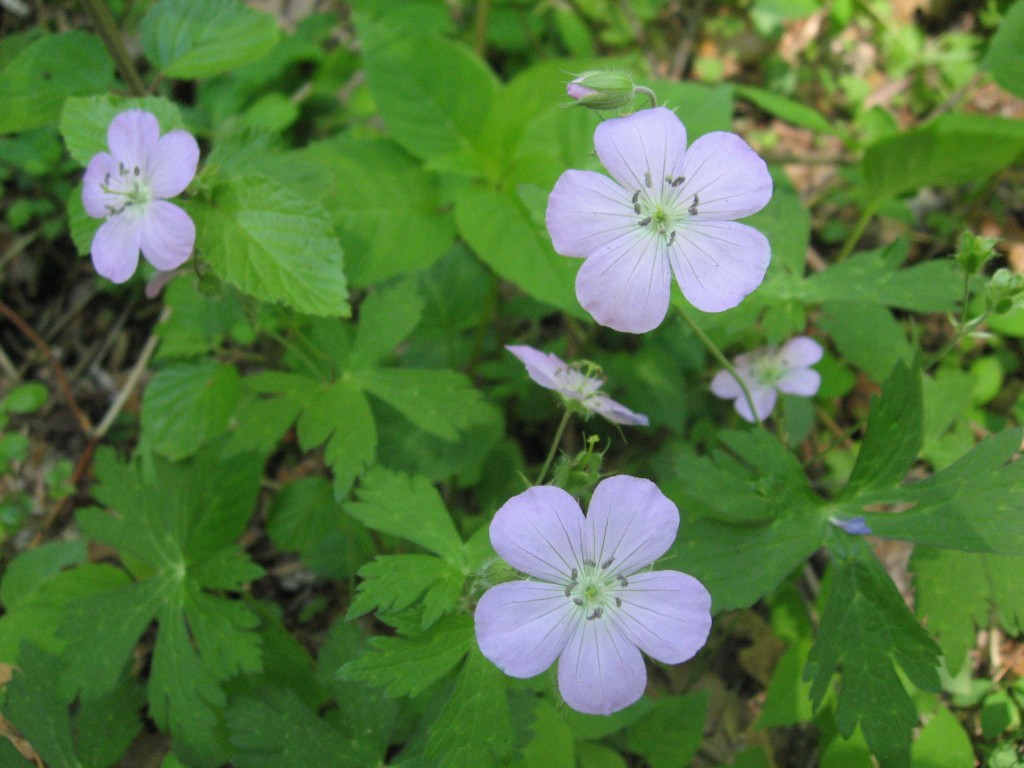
566;71;637;111
985;268;1024;315
954;229;1000;275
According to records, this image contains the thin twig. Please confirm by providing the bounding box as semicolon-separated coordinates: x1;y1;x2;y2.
0;300;93;434
78;0;147;97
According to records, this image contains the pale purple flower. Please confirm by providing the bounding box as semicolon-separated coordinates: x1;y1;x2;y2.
506;345;648;426
546;107;772;333
710;336;823;423
830;515;872;536
82;110;199;284
474;476;712;715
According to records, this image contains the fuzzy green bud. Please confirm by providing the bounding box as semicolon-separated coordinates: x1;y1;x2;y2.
566;71;637;111
552;435;606;499
985;268;1024;315
955;230;1000;276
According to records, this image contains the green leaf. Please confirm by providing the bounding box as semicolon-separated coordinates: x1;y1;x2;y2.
1;645;80;768
60;94;184;166
455;185;582;316
982;0;1024;100
192;174;349;317
228;688;363;768
140;0;280;79
844;361;923;496
624;693;708;768
735;84;840;135
337;613;474;697
295;137;455;287
357;367;497;441
858;429;1024;556
912;707;975;768
360;24;498;167
819;301;913;383
347;278;426;370
345;467;464;564
424;647;514;768
911;548;1024;674
0;381;49;414
805;539;941;768
0;31;113;134
0;539;86;610
74;676;145;768
141;360;242;460
348;554;464;629
862;113;1024;203
520;700;576;768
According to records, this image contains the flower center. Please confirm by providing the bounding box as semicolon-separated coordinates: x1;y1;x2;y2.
100;161;152;217
555;362;605;410
564;557;627;621
632;174;700;249
750;353;785;387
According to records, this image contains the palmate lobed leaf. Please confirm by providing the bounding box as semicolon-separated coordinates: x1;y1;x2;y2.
347;554;465;630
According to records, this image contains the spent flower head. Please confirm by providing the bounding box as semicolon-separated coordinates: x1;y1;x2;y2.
82;110;199;284
710;336;823;423
546;107;773;333
507;345;648;426
474;476;712;715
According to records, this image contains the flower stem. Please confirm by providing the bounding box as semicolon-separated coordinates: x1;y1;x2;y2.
676;306;765;428
536;409;572;486
634;86;657;109
79;0;147;97
925;273;984;372
835;200;879;262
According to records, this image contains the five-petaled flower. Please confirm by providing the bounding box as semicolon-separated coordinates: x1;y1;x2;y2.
474;476;712;715
710;336;823;422
507;344;649;426
82;110;199;284
546;107;773;333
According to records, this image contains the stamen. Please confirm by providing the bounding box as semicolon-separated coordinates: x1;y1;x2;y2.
564;582;578;597
615;597;622;607
583;559;596;568
104;172;111;185
118;162;126;175
631;190;640;205
644;171;652;188
670;175;685;187
570;568;578;580
638;216;652;227
617;575;628;587
573;598;584;606
667;231;676;247
586;607;603;621
601;556;614;569
688;193;699;216
633;201;641;215
133;166;140;176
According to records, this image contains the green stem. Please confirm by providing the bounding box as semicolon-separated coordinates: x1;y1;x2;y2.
473;0;492;58
536;409;572;486
924;274;981;372
677;306;765;428
835;200;879;262
79;0;147;97
633;86;657;109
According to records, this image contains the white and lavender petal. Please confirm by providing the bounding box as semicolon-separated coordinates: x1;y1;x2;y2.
593;107;686;196
778;336;824;368
709;369;745;400
679;132;773;221
591;395;649;426
546;170;637;258
614;570;712;664
147;130;200;198
91;215;142;284
505;345;564;391
735;384;777;423
475;581;576;678
139;200;195;271
107;110;160;173
669;220;771;313
575;235;671;334
557;618;647;715
583;476;679;576
775;368;821;397
489;485;585;582
82;152;120;218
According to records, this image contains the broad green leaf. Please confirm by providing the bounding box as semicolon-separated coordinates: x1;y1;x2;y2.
624;693;708;768
858;429;1024;555
424;647;514;768
0;31;113;134
140;0;280;79
455;185;582;317
74;676;145;768
192;174;348;317
982;0;1024;100
819;301;913;382
228;688;363;768
0;539;86;610
757;637;815;727
911;707;974;768
347;278;426;370
862;113;1024;203
155;279;250;362
360;26;498;171
295;137;455;287
520;700;576;768
60;95;184;166
348;554;464;629
358;367;497;441
338;613;474;697
748;170;811;280
805;539;941;768
345;467;464;564
912;548;1024;674
844;361;923;496
1;645;80;768
735;84;839;135
0;381;49;415
141;360;241;460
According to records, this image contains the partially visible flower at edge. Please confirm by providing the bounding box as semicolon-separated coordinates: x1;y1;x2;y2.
710;336;823;423
830;515;872;536
82;110;199;284
506;344;649;426
545;106;773;334
474;475;712;715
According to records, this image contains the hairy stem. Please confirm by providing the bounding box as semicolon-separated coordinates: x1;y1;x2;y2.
536;409;572;486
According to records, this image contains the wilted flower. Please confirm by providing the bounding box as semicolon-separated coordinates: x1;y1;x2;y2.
474;476;712;715
82;110;199;283
507;345;648;426
710;336;823;423
546;107;773;333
